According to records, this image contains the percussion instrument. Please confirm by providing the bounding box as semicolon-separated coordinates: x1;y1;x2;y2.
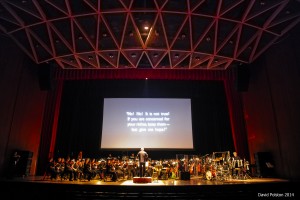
205;171;212;180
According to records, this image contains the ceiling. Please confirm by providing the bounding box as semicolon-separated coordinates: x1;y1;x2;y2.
1;0;300;70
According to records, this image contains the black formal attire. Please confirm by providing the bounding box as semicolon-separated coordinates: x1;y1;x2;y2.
136;149;148;177
105;162;118;181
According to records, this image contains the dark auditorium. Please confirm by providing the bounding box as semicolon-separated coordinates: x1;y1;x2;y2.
0;1;299;199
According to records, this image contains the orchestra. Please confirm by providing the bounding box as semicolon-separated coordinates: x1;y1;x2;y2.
44;151;251;182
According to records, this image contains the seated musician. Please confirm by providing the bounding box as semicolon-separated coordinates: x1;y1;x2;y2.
105;159;118;181
47;157;60;180
127;159;136;179
114;160;125;180
129;153;135;160
53;157;66;180
145;161;154;177
97;159;106;180
72;159;81;181
120;160;129;180
65;159;76;181
83;158;96;181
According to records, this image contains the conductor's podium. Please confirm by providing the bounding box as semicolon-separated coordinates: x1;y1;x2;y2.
133;177;152;183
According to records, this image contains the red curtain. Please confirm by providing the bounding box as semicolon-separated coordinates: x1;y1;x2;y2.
37;79;64;175
224;79;249;159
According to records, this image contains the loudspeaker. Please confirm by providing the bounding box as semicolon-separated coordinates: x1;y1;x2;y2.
235;65;250;92
180;171;190;180
254;152;276;178
38;63;53;91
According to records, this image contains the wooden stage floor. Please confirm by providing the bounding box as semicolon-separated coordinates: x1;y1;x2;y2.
2;175;291;186
0;175;298;199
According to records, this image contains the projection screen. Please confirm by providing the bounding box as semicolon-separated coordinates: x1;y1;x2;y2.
100;98;194;150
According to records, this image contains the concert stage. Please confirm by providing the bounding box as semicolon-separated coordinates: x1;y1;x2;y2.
0;176;297;200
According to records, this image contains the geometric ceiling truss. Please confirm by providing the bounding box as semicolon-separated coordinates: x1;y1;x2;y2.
0;0;300;70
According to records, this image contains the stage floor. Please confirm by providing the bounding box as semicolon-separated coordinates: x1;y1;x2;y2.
1;175;291;185
1;175;297;200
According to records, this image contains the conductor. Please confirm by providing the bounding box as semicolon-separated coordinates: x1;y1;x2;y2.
136;147;148;177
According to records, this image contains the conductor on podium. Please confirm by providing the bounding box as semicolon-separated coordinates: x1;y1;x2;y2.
136;147;148;177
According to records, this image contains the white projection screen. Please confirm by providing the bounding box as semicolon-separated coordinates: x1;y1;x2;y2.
101;98;194;150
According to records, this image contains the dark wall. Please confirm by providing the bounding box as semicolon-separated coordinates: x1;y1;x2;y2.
0;36;47;176
243;24;300;180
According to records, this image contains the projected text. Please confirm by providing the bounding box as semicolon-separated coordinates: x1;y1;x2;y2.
126;111;170;133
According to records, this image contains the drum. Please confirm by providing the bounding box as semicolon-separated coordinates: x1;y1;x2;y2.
205;170;212;180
